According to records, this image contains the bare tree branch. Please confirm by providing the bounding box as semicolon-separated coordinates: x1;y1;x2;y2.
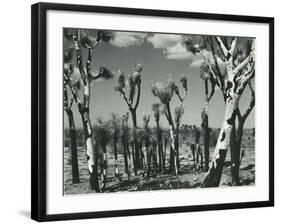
229;37;238;55
207;79;216;102
120;89;133;109
209;37;224;89
134;83;141;110
233;40;255;76
216;37;228;57
201;52;222;89
233;55;250;76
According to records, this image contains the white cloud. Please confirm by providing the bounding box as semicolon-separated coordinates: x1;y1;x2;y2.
164;43;193;60
147;34;183;49
110;32;147;48
190;58;204;67
189;51;225;68
147;34;195;61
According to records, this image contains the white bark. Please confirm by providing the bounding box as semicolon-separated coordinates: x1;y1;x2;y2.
211;90;240;168
86;137;95;173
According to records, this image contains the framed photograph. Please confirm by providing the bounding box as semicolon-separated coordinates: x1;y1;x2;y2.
31;2;274;222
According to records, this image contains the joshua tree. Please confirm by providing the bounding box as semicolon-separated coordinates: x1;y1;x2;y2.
93;118;111;192
64;28;113;192
109;113;121;180
121;112;131;178
183;35;255;187
63;48;79;184
151;75;188;175
141;114;151;177
152;103;164;172
200;63;216;171
174;106;184;169
163;136;168;171
115;64;143;174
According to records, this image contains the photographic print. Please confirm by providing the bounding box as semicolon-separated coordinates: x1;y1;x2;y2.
63;28;256;194
32;3;274;221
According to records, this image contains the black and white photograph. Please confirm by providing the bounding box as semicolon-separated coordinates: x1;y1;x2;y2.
63;28;256;194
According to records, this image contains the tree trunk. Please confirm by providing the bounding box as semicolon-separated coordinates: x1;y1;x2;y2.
156;122;162;172
166;103;178;175
163;137;168;171
203;115;210;172
66;110;80;184
231;119;244;186
202;90;240;187
202;110;210;172
113;132;119;178
126;141;132;172
175;123;180;169
190;144;196;169
202;79;210;172
152;141;158;174
79;108;100;192
130;109;141;172
146;146;151;178
100;145;107;192
122;133;130;179
131;141;137;175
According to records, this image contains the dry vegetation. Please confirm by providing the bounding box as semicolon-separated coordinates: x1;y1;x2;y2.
64;128;255;194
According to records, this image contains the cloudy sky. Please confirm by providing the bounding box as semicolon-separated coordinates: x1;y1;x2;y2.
64;29;255;129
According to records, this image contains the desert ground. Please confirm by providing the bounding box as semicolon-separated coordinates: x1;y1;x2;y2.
64;129;255;194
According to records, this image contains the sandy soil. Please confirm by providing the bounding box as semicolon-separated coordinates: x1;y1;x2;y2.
64;143;255;194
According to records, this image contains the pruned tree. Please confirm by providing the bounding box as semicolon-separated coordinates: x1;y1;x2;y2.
183;35;255;187
109;113;122;180
63;28;113;192
115;64;143;174
151;75;188;175
63;47;79;184
152;103;164;172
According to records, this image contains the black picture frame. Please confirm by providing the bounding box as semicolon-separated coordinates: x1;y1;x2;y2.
31;2;274;222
